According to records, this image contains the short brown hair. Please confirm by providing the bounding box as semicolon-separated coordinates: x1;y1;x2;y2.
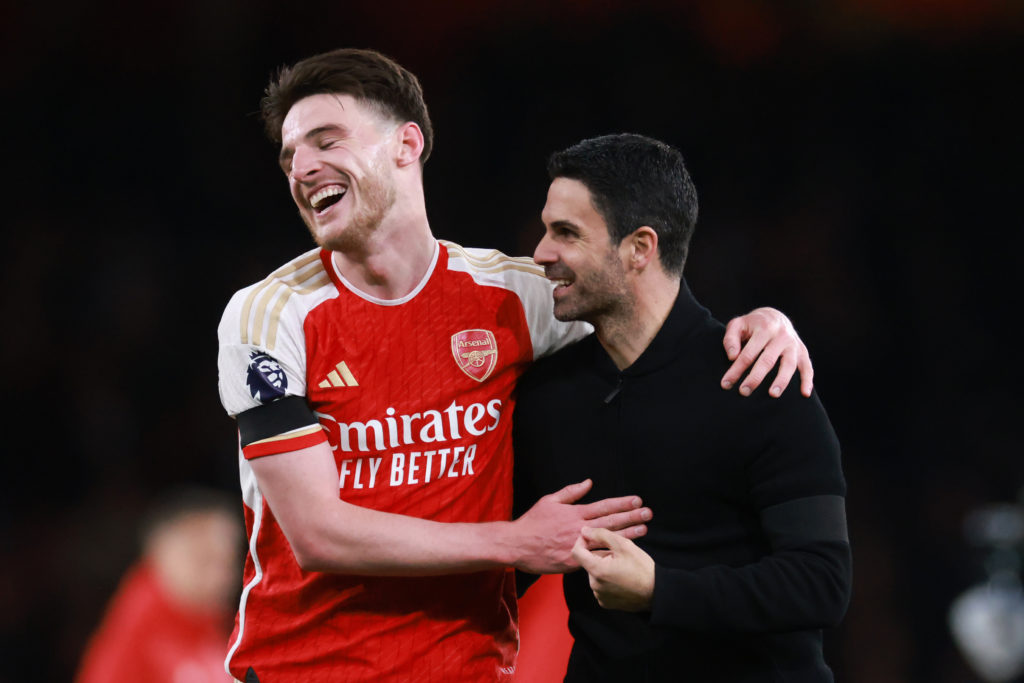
261;48;434;165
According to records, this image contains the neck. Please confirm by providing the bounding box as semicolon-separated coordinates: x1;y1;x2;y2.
331;184;436;300
595;274;680;370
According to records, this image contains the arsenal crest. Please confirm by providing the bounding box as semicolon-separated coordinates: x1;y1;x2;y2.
451;329;498;382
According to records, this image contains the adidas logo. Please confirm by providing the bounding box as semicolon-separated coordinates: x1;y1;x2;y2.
318;361;359;388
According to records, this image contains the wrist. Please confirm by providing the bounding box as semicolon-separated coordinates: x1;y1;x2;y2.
472;520;520;568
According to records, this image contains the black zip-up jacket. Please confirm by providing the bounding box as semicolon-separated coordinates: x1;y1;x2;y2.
513;281;851;682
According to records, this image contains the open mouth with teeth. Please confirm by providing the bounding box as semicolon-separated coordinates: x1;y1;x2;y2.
544;267;575;298
310;185;348;215
549;278;575;299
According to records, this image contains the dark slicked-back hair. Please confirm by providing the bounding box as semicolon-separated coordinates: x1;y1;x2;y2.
547;133;698;276
261;48;434;165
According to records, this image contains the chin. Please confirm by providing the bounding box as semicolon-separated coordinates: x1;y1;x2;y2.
306;220;350;251
552;305;581;323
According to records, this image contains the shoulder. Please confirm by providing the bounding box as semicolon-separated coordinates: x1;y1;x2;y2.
217;249;333;416
718;375;843;493
219;248;336;350
440;240;591;358
676;313;844;497
652;304;838;454
440;240;548;289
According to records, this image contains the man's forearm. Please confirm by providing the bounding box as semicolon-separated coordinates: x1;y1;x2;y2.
251;441;650;576
286;502;521;575
648;540;852;632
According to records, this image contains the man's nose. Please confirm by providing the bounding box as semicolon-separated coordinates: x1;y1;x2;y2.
533;233;555;265
291;145;322;179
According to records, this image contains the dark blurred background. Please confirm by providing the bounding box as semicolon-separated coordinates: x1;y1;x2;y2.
2;1;1022;681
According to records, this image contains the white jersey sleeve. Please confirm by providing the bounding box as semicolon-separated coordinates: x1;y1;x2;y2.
217;248;335;417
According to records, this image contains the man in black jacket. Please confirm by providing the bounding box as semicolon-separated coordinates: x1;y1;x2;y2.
513;133;851;682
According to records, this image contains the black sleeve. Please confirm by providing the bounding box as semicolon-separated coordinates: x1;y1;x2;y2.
650;497;851;632
650;391;852;633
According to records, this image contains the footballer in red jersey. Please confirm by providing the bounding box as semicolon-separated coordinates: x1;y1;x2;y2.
218;242;590;681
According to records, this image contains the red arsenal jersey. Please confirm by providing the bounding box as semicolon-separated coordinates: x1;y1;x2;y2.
217;241;588;682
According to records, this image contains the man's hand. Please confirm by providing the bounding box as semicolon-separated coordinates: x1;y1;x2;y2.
571;526;655;612
720;307;813;398
511;479;651;575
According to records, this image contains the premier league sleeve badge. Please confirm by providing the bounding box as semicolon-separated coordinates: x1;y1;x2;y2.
246;350;289;402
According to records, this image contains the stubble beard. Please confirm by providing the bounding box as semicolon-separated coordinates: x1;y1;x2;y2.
552;248;630;326
306;165;398;253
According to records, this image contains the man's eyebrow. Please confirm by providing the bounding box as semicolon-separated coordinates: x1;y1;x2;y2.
278;124;346;166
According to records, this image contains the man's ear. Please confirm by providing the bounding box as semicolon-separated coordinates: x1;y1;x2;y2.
395;122;425;168
625;226;659;271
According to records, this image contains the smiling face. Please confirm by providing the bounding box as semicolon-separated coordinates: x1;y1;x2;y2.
535;177;631;324
278;93;398;251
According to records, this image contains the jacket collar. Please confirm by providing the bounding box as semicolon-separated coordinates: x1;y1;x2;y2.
589;278;710;378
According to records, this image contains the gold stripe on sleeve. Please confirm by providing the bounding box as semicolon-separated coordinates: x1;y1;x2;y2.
249;424;324;447
263;268;331;350
442;241;545;276
250;281;284;347
239;250;321;344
